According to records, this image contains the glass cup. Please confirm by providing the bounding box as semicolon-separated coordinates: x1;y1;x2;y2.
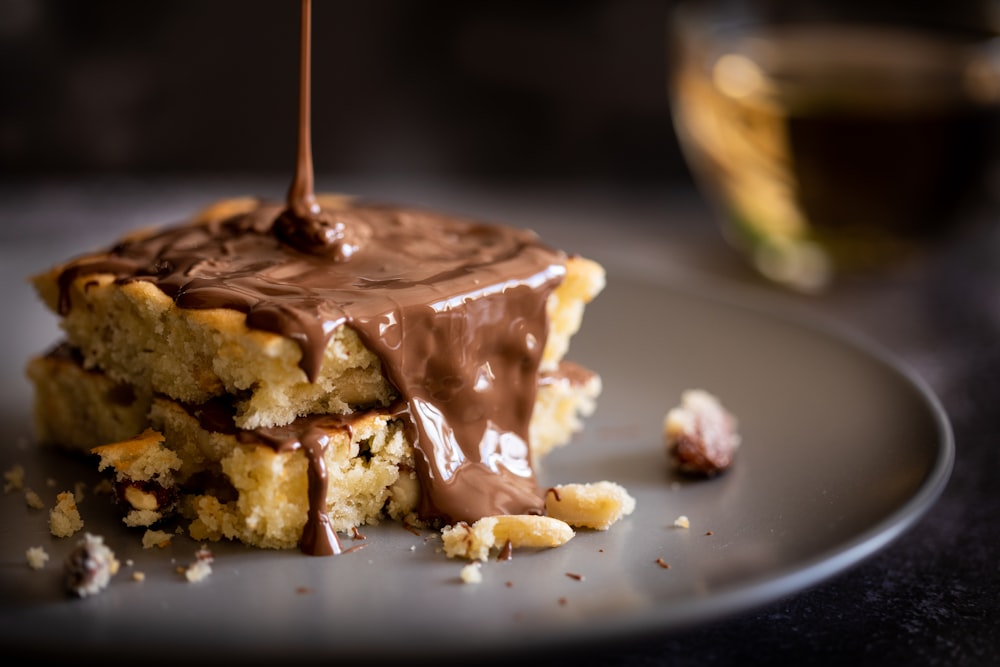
668;0;1000;291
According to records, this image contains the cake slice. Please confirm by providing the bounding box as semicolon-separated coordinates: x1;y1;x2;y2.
27;195;607;554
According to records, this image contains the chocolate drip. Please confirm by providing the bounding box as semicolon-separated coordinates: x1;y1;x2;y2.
183;399;368;556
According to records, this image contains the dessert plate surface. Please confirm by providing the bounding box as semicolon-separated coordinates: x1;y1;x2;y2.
0;266;953;663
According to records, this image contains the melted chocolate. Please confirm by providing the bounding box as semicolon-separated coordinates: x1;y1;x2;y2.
54;0;575;554
287;0;318;223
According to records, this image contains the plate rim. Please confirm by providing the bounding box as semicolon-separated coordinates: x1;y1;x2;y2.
507;274;956;646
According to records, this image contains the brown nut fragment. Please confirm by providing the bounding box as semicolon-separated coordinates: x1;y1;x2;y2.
545;481;636;530
664;389;741;476
441;515;575;561
91;428;181;527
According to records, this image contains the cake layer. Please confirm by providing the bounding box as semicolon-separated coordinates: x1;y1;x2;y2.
31;196;606;431
27;349;601;550
30;194;607;534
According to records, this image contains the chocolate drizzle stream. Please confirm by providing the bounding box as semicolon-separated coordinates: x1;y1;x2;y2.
54;0;569;555
287;0;317;223
272;0;370;263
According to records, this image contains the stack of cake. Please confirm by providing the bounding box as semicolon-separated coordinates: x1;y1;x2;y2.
27;195;605;554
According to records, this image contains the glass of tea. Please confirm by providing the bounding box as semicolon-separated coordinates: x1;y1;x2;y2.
668;0;1000;291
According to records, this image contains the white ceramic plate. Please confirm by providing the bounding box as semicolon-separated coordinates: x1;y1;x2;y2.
0;269;953;664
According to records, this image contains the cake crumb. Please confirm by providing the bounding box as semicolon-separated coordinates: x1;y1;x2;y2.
132;571;146;582
184;560;212;582
24;489;45;510
142;529;174;549
442;515;574;561
460;562;483;584
64;533;119;597
673;515;690;529
3;464;25;492
49;490;84;537
26;546;49;570
183;545;214;583
544;481;636;530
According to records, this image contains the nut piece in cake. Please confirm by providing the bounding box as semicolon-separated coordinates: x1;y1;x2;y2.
91;428;182;527
664;389;741;476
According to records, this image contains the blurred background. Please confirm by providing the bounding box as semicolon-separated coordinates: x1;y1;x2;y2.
0;0;691;188
2;5;1000;665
